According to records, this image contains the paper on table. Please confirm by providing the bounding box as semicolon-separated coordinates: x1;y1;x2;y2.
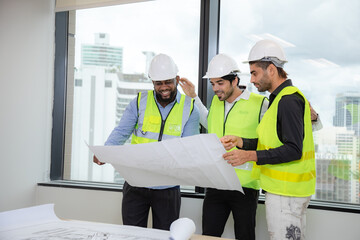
0;204;171;240
89;133;243;192
0;204;60;232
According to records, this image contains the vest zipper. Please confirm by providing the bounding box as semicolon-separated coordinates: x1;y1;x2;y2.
158;119;166;141
223;101;238;136
156;99;176;142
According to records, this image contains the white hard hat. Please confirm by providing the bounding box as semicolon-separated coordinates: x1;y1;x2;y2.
148;54;179;81
244;39;287;66
203;53;240;79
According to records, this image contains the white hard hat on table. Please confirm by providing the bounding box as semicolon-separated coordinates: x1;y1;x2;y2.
244;39;287;67
203;53;241;79
148;53;179;81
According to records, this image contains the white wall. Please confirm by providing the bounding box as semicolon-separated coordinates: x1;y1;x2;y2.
1;1;360;240
0;0;55;211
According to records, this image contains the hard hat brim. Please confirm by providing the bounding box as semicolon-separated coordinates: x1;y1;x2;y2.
243;59;288;64
151;75;177;81
202;74;211;79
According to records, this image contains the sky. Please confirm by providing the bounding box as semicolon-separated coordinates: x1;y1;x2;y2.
74;0;360;127
75;0;200;78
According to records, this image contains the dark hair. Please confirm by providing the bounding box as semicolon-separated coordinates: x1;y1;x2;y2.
221;72;240;86
250;61;288;79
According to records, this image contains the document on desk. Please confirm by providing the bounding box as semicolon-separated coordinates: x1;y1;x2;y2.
0;204;172;240
88;133;243;192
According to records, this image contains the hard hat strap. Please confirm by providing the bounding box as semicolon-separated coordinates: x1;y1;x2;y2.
260;57;286;68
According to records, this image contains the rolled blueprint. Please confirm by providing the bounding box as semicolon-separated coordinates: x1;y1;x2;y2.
169;218;196;240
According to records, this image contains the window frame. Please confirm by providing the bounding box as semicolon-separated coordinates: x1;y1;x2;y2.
50;0;360;213
51;11;68;180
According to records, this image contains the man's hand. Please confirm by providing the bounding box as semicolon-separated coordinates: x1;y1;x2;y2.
93;155;105;165
220;135;243;150
179;78;197;98
223;149;257;167
309;102;318;122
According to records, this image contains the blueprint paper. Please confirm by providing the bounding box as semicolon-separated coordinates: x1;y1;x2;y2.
0;221;171;240
88;133;243;192
0;204;60;232
0;204;171;240
170;218;196;240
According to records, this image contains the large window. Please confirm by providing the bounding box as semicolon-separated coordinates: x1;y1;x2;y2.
53;0;360;209
219;0;360;205
62;0;201;185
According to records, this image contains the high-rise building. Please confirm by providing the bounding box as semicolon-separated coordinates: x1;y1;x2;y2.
70;33;123;183
72;67;118;183
112;72;153;183
116;73;153;124
314;91;360;203
142;51;156;77
314;127;359;203
333;92;360;136
70;36;156;183
326;91;360;203
115;51;155;124
81;33;123;70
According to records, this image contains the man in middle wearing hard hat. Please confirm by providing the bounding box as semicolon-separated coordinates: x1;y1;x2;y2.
180;53;268;240
93;53;200;231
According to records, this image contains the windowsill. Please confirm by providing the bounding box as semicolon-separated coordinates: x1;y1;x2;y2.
38;180;360;214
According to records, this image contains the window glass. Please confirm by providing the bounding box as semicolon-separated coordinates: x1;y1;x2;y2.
64;0;200;187
220;0;360;204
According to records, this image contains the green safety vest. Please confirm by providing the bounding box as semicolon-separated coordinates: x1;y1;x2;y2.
256;86;316;197
208;92;266;189
131;90;194;144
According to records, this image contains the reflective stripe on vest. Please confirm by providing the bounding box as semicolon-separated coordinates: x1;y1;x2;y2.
131;90;194;144
256;86;316;197
208;92;265;189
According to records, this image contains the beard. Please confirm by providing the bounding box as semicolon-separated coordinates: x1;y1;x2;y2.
255;73;272;92
215;86;234;101
256;81;271;92
155;89;177;105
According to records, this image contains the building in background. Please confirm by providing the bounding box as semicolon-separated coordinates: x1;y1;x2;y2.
81;33;123;70
115;51;155;124
333;92;360;136
70;33;153;183
314;91;360;203
314;127;359;203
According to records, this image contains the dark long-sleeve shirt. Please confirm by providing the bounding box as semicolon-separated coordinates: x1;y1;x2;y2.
242;79;305;165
